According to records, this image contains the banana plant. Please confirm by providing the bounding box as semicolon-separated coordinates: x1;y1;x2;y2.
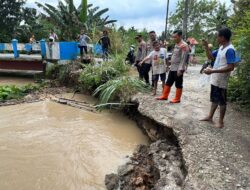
36;0;117;40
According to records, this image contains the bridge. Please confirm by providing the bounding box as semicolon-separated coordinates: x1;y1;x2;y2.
0;40;102;73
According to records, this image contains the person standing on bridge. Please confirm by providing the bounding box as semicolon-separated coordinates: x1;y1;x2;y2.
157;30;189;103
29;34;36;54
48;29;58;59
78;29;91;61
98;30;111;61
201;28;237;128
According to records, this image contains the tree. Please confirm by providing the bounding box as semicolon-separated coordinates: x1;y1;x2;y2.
80;0;87;23
0;0;25;42
36;0;117;40
227;0;250;108
182;0;190;40
207;3;229;32
169;0;220;39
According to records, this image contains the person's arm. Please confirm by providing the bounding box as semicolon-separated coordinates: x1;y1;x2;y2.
204;49;236;74
86;35;92;42
141;43;147;60
139;52;152;65
177;44;189;75
204;64;235;74
203;40;215;61
55;34;59;41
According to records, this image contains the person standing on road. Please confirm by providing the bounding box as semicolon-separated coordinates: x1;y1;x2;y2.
200;28;237;128
78;29;91;60
135;34;148;84
139;41;168;96
157;30;189;103
147;31;157;87
98;30;111;61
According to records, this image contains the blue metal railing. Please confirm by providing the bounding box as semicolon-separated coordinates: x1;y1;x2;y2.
0;39;104;61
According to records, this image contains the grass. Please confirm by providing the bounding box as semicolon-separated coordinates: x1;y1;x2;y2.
0;84;41;101
93;76;150;107
79;55;130;91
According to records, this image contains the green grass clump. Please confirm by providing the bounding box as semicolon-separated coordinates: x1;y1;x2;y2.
0;84;40;101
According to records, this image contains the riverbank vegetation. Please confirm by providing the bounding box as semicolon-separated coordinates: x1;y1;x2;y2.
0;84;41;101
227;1;250;109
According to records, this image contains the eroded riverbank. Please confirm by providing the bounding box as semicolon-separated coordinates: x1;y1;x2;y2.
1;67;249;190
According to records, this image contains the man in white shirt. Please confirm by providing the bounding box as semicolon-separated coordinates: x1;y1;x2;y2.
201;28;237;128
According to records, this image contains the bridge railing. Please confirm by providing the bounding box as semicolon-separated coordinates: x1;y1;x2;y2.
0;39;103;61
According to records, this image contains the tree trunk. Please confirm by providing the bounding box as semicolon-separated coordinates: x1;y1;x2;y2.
182;0;190;40
80;0;88;23
165;0;170;39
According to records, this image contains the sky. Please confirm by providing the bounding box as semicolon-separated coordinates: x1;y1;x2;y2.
26;0;233;34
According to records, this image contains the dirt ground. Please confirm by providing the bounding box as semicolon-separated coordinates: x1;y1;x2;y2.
133;65;250;190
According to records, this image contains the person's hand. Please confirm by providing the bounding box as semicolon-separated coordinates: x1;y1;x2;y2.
177;70;183;77
139;61;143;66
204;67;213;75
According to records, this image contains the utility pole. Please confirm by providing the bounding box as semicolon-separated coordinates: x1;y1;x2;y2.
182;0;189;40
165;0;170;39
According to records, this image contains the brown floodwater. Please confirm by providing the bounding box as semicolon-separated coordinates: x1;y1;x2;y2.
0;76;34;86
0;101;148;190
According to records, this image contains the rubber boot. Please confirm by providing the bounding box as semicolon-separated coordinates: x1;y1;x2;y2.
156;85;171;100
170;88;183;103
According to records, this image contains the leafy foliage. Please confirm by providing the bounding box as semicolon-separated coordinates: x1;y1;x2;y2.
36;1;117;40
169;0;229;46
93;76;149;106
79;55;129;91
80;0;87;23
0;84;40;101
0;0;25;42
228;7;250;109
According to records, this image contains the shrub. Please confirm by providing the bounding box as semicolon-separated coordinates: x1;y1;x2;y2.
93;76;150;107
228;11;250;109
46;62;82;85
79;55;130;91
0;84;40;101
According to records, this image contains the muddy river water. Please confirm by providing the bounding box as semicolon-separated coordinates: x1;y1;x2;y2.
0;94;148;189
0;76;34;86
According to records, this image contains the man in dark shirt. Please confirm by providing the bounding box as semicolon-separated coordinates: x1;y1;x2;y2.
98;30;111;61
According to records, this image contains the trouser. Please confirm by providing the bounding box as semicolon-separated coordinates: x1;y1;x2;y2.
136;62;151;84
79;46;88;56
166;71;183;88
210;85;227;105
102;47;109;61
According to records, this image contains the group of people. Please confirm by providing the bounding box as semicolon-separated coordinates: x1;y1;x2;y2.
132;28;238;129
29;29;111;61
133;30;189;101
78;29;111;61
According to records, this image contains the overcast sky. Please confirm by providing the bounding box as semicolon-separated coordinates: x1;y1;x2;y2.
26;0;233;34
